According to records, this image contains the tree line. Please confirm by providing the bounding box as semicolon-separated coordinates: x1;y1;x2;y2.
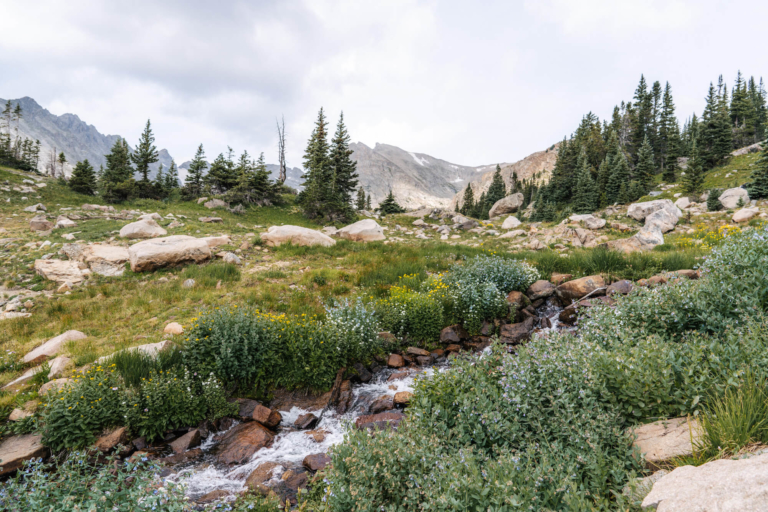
0;101;42;172
522;72;767;220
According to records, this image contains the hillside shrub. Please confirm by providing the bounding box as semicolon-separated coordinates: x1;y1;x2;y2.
374;286;444;344
0;451;187;511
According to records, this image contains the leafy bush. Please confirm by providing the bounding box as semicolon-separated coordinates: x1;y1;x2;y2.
125;368;235;443
446;254;539;293
40;365;124;452
374;286;444;344
183;302;383;392
0;451;187;511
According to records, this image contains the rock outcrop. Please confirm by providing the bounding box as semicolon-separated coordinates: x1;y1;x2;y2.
719;188;750;209
260;225;336;248
337;219;386;242
488;193;525;218
119;219;167;239
627;200;682;222
0;434;48;475
128;235;212;272
23;330;87;363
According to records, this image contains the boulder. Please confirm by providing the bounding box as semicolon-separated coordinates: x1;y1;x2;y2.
674;197;691;210
204;199;228;209
627;200;682;222
23;330;87;363
499;316;536;344
29;215;53;232
294;413;319;430
84;244;130;277
119;219;167;239
569;214;606;229
498;229;526;239
440;324;469;343
732;208;759;223
394;391;413;406
555;275;605;302
220;252;242;265
369;395;394;414
34;259;85;285
719;187;750;209
202;235;231;248
526;239;546;250
0;434;48;475
387;354;405;368
94;426;128;452
631;417;700;470
55;216;77;229
199;217;223;223
488;193;525;218
526;280;556;301
245;461;283;488
168;429;201;454
303;453;331;472
252;405;282;429
260;225;336;248
355;411;405;430
9;409;32;421
550;273;573;286
607;280;634;296
163;322;183;335
214;422;273;464
138;213;162;221
501;216;522;230
47;356;71;379
128;235;212;272
38;378;74;395
641;451;768;511
406;347;430;357
24;203;46;212
645;209;678;233
337;219;385;242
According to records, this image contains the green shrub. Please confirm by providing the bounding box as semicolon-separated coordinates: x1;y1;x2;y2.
106;345;184;388
374;286;444;344
180;261;240;287
125;368;235;443
0;451;187;511
446;254;539;293
40;365;124;452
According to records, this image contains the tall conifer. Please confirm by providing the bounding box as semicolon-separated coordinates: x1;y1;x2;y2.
183;144;208;199
68;159;97;195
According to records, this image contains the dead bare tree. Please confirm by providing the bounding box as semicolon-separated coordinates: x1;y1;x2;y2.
47;147;58;177
276;116;287;184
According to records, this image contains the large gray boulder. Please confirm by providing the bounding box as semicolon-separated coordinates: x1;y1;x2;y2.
632;417;700;469
644;208;678;233
569;214;606;229
84;244;130;277
337;219;385;242
23;330;87;363
0;434;48;475
29;215;53;232
119;219;167;239
627;200;682;222
642;451;768;511
488;193;525;218
34;259;86;285
719;188;750;209
501;216;522;230
260;225;336;248
128;235;212;272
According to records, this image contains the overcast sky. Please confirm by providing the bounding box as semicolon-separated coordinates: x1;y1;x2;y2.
1;0;766;167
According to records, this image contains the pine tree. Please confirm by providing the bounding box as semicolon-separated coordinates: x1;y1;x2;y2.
68;159;97;195
132;120;159;198
474;191;488;219
299;108;331;218
635;135;655;192
747;141;768;199
460;185;475;216
153;164;166;197
707;189;723;211
378;190;405;214
164;161;180;191
572;149;598;213
606;147;630;204
618;182;631;205
486;164;507;207
631;75;652;160
183;144;208;199
355;187;366;210
327;112;358;221
250;152;276;203
101;138;134;203
206;151;237;194
731;71;753;147
683;138;705;194
57;152;67;177
659;82;680;181
365;194;372;211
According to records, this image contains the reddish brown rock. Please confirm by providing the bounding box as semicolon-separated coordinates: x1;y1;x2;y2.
394;391;413;406
0;434;48;476
245;461;282;488
406;347;430;357
236;398;260;420
550;273;573;286
253;404;282;429
505;291;531;310
558;307;579;325
431;348;445;358
439;324;469;343
369;395;394;414
387;353;405;368
294;413;319;430
160;448;202;465
526;280;556;300
355;411;405;430
214;422;273;464
387;371;410;382
499;316;536;344
445;344;462;353
303;452;331;472
416;355;434;366
94;426;128;453
305;429;328;443
168;429;201;454
197;490;230;504
671;269;699;280
335;380;353;414
555;275;606;302
606;280;634;296
648;275;668;286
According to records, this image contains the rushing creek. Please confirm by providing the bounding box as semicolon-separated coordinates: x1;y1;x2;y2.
165;297;565;505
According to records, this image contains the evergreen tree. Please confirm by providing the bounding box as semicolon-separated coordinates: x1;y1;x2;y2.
631;75;653;160
596;158;611;208
572;149;598;213
206;151;237;193
355;187;366;210
635;135;655;191
132;120;159;198
226;150;255;205
731;71;753;147
68;159;97;195
606;148;630;203
474;191;488;219
164;161;180;191
299;108;332;218
683;138;705;194
659;82;680;181
747;141;768;199
707;189;723;211
327;112;358;221
460;185;475;216
153;164;166;197
618;182;631;205
250;152;277;204
378;190;405;214
101;138;134;203
183;144;208;199
486;164;507;207
365;194;372;211
700;83;733;168
57;152;67;177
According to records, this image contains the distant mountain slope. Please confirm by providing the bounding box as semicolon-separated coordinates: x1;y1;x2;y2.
451;145;560;209
0;97;172;177
350;142;479;208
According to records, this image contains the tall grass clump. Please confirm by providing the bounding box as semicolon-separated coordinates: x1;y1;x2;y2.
180;261;241;287
105;345;184;388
